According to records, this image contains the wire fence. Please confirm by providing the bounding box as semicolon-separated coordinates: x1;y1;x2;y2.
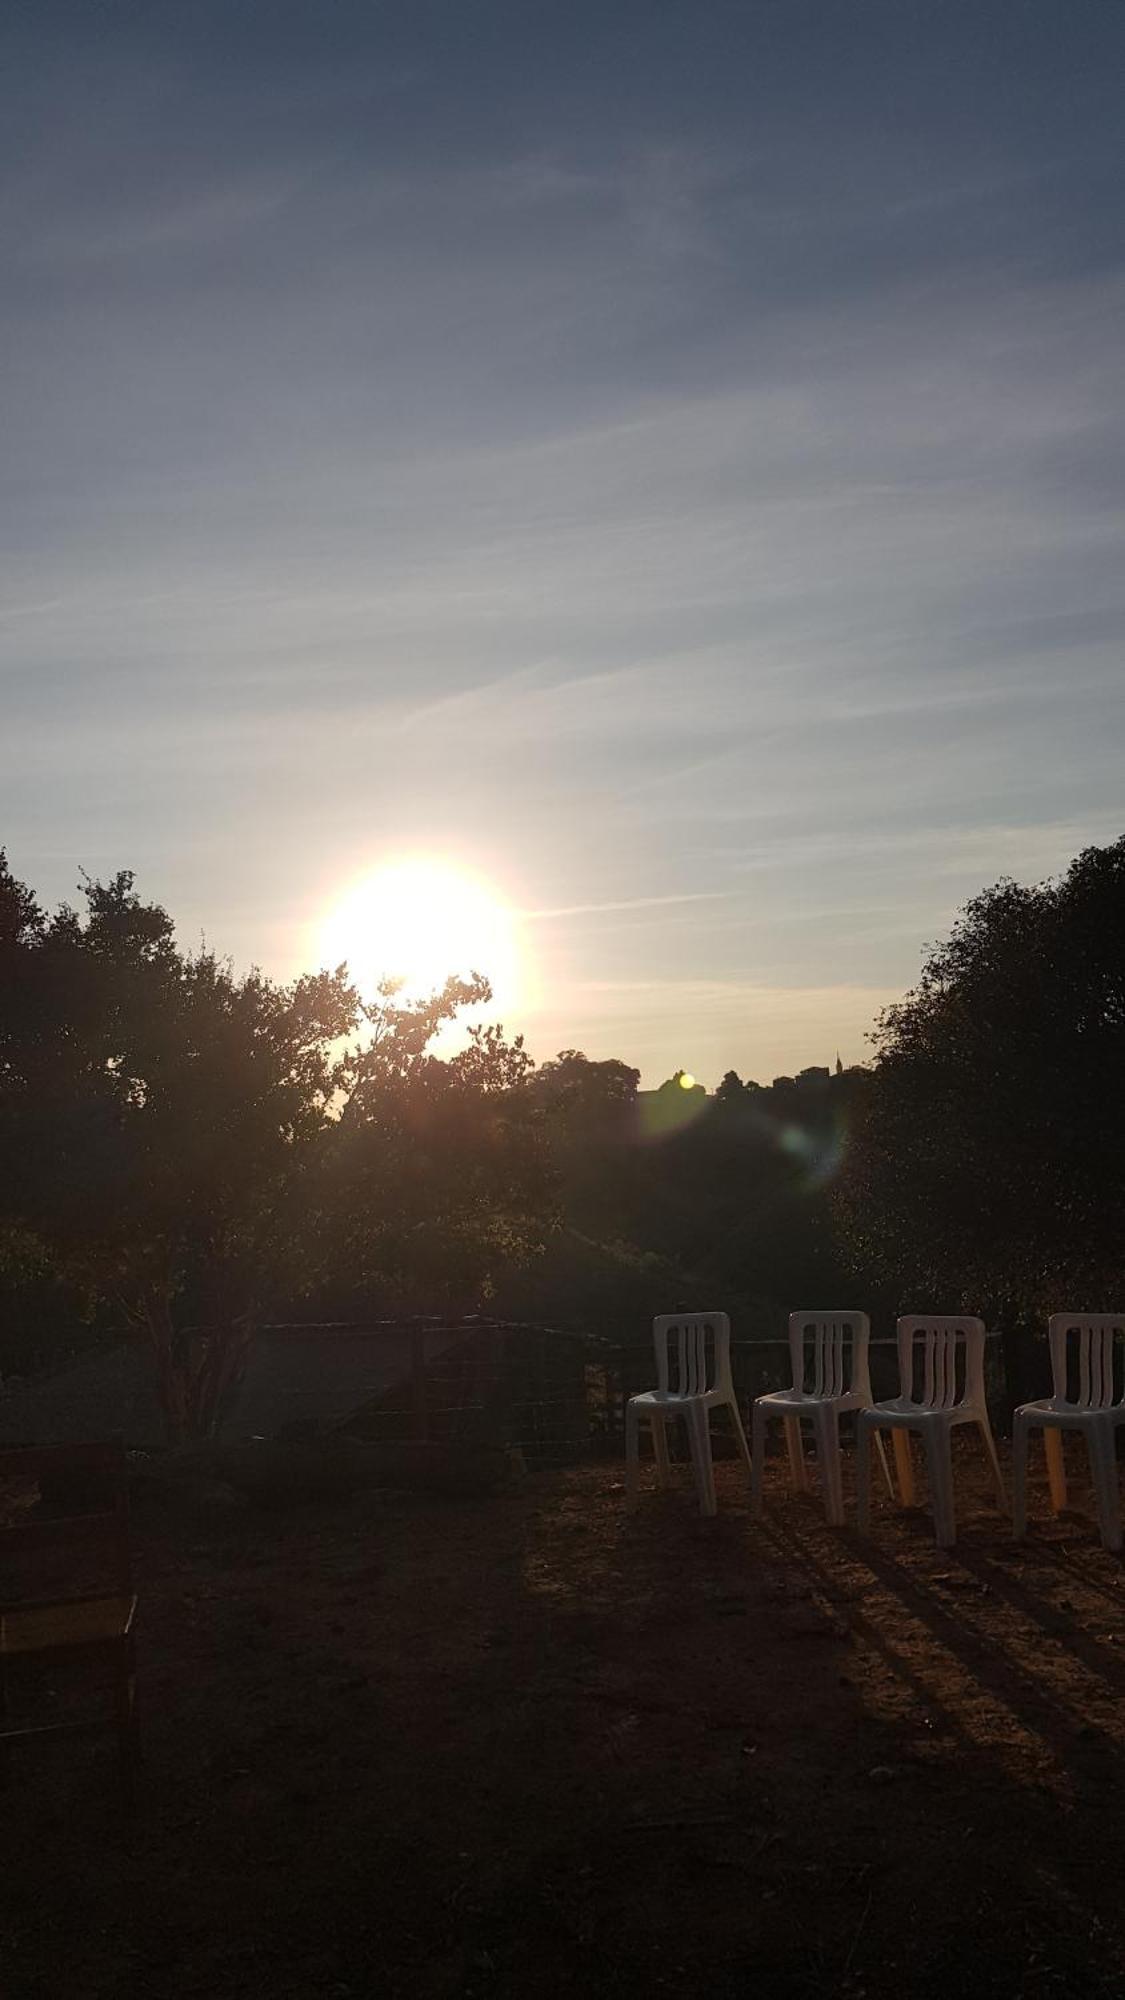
279;1316;1011;1461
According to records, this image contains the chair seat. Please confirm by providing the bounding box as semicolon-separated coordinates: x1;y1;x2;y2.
1015;1398;1125;1428
756;1388;864;1413
862;1398;979;1429
1;1593;137;1658
629;1388;727;1411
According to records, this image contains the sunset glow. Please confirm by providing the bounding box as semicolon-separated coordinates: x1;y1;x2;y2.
320;859;521;1014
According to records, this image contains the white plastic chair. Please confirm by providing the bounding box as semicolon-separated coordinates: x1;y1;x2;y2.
750;1311;895;1526
625;1312;751;1517
1013;1314;1125;1552
857;1316;1006;1547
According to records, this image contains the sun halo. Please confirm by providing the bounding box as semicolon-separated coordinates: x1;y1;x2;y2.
319;858;521;1018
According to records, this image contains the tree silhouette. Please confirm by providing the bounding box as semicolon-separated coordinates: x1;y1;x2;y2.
715;1069;746;1103
0;858;359;1437
836;837;1125;1393
315;986;554;1317
0;860;554;1435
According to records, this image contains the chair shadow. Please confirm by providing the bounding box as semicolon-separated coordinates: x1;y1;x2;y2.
761;1496;1125;1794
955;1539;1125;1689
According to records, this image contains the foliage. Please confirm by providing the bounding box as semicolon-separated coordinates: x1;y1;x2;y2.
312;988;556;1316
493;1227;691;1335
529;1049;640;1118
0;855;359;1436
510;1045;857;1337
622;1079;853;1327
0;859;556;1435
835;838;1125;1345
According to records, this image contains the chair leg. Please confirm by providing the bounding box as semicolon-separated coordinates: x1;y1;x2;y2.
750;1402;766;1518
727;1395;753;1492
874;1431;896;1500
1012;1415;1030;1540
1086;1427;1122;1554
856;1417;873;1534
651;1411;673;1488
687;1403;717;1517
892;1430;916;1508
784;1417;808;1494
924;1428;956;1548
625;1400;640;1503
0;1659;9;1790
1044;1428;1067;1514
978;1416;1007;1510
813;1407;845;1528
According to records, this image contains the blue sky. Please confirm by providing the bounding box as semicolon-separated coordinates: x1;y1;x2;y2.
3;1;1124;1083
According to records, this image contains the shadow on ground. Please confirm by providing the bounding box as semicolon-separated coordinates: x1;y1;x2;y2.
4;1435;1125;1998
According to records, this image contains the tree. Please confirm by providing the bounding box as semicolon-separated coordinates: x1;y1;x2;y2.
715;1070;746;1103
530;1050;640;1119
0;858;359;1438
0;862;561;1433
318;989;556;1316
0;859;568;1431
657;1070;702;1095
835;839;1125;1390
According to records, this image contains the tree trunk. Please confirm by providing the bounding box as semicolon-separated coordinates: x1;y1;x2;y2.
140;1289;189;1446
191;1318;255;1440
139;1296;254;1443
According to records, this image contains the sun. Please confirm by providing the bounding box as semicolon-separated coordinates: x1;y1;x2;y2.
319;858;521;1014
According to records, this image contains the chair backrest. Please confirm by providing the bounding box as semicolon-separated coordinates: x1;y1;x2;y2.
0;1441;131;1607
788;1312;872;1399
1048;1314;1125;1410
653;1313;732;1397
896;1316;986;1411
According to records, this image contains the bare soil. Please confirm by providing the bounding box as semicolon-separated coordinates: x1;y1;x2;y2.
5;1438;1125;1998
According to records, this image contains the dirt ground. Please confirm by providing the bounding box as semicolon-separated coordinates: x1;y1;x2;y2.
5;1434;1125;1999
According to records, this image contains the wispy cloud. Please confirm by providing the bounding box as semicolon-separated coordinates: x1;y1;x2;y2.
3;3;1124;1079
522;890;731;922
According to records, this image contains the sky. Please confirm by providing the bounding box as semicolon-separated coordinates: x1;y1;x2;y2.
3;1;1124;1085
